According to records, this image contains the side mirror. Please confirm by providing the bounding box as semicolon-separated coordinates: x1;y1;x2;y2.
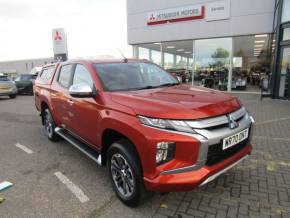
69;83;95;98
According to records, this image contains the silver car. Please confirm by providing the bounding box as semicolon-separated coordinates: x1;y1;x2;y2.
0;75;17;98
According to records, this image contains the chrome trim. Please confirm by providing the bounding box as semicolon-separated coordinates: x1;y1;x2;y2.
160;109;253;175
160;134;209;175
186;107;247;129
194;113;252;145
55;127;103;166
199;155;249;187
140;107;254;175
248;116;255;142
142;125;209;175
231;107;247;120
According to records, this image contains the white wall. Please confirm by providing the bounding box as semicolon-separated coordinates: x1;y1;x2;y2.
127;0;275;44
0;58;53;75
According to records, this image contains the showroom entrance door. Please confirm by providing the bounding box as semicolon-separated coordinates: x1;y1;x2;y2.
278;46;290;99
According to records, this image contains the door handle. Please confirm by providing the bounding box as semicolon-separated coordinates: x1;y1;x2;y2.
67;99;75;105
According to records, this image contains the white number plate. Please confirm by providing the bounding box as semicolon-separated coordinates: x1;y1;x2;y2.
222;128;249;150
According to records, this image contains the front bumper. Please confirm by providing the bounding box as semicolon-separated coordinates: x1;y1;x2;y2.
17;85;33;93
144;143;252;192
142;107;254;192
0;88;17;96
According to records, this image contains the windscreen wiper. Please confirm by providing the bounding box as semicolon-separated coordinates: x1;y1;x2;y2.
136;85;156;90
156;82;179;88
135;83;179;90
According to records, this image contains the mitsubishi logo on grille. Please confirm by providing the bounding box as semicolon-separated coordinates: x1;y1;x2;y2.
228;114;239;129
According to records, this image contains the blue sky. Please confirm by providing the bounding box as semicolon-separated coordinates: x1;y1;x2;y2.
0;0;131;61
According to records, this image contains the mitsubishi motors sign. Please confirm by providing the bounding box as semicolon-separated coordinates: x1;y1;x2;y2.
147;5;205;25
52;28;68;61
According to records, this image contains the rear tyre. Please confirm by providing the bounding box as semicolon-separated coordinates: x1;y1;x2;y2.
9;94;16;99
107;140;146;207
43;108;60;142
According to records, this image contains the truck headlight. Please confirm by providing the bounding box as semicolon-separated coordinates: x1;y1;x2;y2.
138;116;195;133
156;142;175;165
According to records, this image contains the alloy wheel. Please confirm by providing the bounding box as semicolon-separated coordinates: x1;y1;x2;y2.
110;153;135;199
44;110;53;138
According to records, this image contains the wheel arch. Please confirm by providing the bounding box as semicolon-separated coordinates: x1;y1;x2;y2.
40;101;50;125
101;128;143;174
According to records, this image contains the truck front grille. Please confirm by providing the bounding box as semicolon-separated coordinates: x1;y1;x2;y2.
205;139;248;166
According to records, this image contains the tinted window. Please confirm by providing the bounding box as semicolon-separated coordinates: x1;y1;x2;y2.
40;67;55;81
0;76;9;81
94;63;178;91
15;75;34;81
58;65;73;88
73;65;94;88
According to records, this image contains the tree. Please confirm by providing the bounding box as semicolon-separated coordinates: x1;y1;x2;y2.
211;48;229;69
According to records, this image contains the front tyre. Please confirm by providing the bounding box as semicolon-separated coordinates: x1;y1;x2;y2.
9;94;16;99
43;108;60;142
107;140;145;207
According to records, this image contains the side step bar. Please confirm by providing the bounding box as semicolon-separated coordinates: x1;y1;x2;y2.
55;127;103;166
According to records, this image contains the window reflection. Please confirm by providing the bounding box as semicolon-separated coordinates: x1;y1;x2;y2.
136;35;272;92
138;43;161;65
163;41;193;83
282;0;290;23
233;34;271;92
139;47;149;60
195;38;231;90
283;28;290;41
279;47;290;98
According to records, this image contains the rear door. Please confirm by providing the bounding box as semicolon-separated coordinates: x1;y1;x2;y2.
50;64;74;128
34;65;56;110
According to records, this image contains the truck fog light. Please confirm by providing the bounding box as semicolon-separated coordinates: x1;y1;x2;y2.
156;142;175;165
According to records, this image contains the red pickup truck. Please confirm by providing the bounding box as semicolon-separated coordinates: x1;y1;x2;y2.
34;59;254;207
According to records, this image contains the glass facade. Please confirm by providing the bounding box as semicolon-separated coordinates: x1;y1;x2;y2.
195;38;232;90
283;28;290;41
132;0;290;99
282;0;290;23
271;0;290;99
278;47;290;97
135;34;272;92
233;35;271;92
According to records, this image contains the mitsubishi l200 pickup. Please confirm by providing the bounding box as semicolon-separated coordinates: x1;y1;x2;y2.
34;59;254;207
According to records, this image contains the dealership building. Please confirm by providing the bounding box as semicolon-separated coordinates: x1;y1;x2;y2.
127;0;290;99
0;57;53;79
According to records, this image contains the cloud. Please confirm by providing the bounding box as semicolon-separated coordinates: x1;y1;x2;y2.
0;0;98;19
0;0;131;61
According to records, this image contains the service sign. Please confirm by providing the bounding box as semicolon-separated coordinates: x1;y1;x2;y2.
147;5;205;25
52;28;68;61
206;0;230;22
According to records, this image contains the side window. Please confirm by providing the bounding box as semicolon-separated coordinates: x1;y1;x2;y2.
58;65;73;88
40;67;54;81
73;64;94;88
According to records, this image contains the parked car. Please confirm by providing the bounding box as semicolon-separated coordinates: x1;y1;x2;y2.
232;78;247;90
34;59;255;207
15;74;37;95
0;75;17;98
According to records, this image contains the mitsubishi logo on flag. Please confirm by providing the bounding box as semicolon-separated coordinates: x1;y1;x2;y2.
54;31;62;41
52;28;68;61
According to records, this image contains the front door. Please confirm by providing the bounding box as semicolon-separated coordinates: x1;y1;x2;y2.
69;64;102;149
278;46;290;99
